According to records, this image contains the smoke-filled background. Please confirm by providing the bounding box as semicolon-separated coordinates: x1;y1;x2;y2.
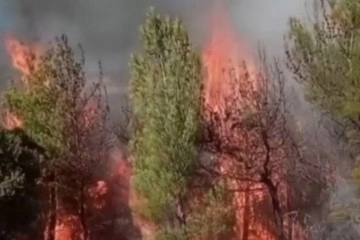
1;0;343;170
0;0;307;110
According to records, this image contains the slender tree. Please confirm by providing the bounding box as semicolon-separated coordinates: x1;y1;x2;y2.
129;8;203;238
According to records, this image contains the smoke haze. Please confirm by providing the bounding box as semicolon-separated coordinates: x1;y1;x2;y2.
0;0;306;93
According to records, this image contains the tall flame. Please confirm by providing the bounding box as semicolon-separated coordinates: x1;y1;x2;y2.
202;5;275;240
202;6;257;112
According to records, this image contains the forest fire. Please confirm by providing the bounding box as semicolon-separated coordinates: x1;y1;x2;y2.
1;6;309;240
0;0;349;239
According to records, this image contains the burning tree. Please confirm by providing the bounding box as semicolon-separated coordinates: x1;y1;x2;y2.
198;5;332;240
3;35;111;240
201;48;293;239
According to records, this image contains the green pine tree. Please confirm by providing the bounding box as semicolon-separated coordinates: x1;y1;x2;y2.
129;7;202;238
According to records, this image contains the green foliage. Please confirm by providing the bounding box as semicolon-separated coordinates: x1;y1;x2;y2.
287;0;360;119
0;128;43;238
286;0;360;227
156;182;234;240
185;182;235;239
2;35;110;238
286;0;360;162
2;35;104;171
0;129;40;197
3;39;73;159
129;6;202;231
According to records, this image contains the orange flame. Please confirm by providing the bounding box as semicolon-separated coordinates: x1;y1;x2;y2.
2;35;43;131
202;6;257;113
4;34;43;76
2;110;23;130
202;5;275;240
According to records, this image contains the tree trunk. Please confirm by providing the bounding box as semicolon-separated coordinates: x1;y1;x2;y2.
241;184;250;240
261;174;285;240
44;178;57;240
79;183;89;240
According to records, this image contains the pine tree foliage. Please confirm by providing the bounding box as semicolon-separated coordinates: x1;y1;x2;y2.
0;129;43;198
0;128;44;239
286;0;360;235
129;7;202;234
286;0;360;169
286;0;360;120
